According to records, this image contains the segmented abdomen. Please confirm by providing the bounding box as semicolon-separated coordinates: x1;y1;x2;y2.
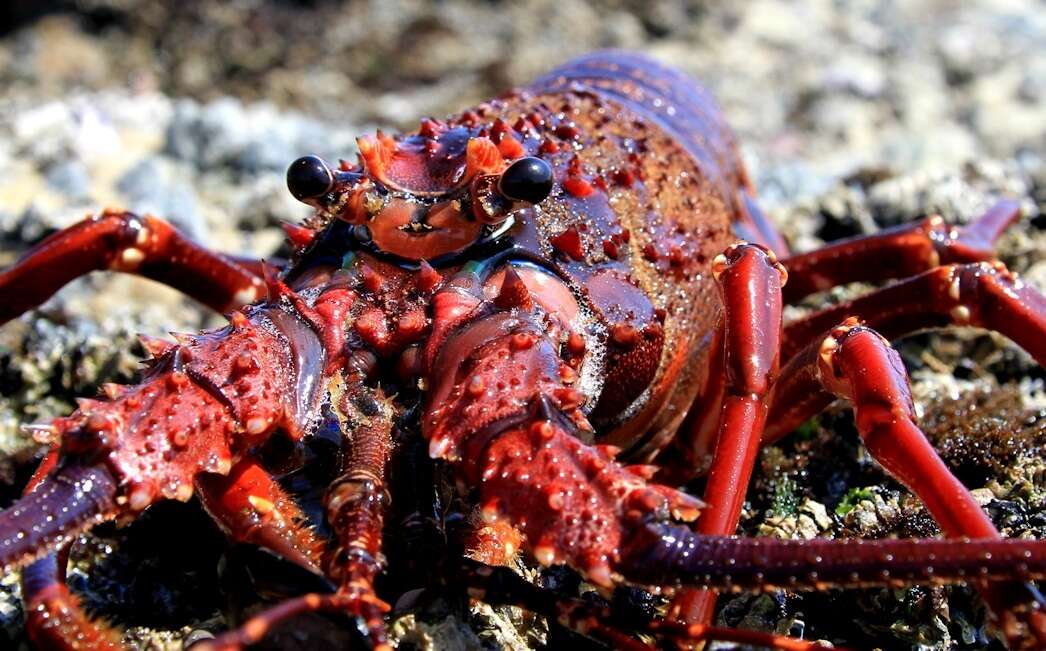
531;50;750;221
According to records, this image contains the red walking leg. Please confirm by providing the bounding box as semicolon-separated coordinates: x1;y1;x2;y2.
195;457;325;574
780;199;1020;303
772;258;1046;447
665;242;786;629
203;380;395;651
0;209;267;324
672;249;1045;637
765;320;1043;645
22;552;124;651
816;321;997;538
693;243;786;534
781;260;1046;363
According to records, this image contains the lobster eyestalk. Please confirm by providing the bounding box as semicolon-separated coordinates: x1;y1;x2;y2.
0;463;117;572
623;522;1046;591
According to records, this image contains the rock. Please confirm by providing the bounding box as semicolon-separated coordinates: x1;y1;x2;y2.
43;160;92;201
164;98;360;175
115;156;206;241
969;488;996;506
758;499;834;540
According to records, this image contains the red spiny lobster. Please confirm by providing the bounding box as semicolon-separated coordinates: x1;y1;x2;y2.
1;51;1045;650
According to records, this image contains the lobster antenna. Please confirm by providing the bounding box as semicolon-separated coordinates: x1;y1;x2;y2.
625;522;1046;590
0;463;117;572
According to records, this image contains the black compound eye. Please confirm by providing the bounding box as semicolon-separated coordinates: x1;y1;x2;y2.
498;157;554;204
286;155;334;201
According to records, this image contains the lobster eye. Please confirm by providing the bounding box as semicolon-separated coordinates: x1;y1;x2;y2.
498;157;554;204
286;155;334;201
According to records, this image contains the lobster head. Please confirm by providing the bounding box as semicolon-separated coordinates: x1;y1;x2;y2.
286;120;553;265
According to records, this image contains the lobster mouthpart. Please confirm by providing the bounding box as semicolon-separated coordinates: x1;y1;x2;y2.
361;196;484;262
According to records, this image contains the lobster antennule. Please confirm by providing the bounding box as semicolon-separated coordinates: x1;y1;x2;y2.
624;522;1046;591
0;463;117;572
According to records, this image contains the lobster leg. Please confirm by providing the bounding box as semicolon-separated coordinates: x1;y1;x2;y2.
779;199;1020;303
6;460;121;650
663;242;786;632
18;449;124;651
764;320;1044;645
781;259;1046;363
22;552;124;651
806;321;996;538
321;378;395;649
21;453;327;651
195;457;325;574
202;379;395;651
0;209;267;324
0;296;329;645
669;246;1046;635
1;209;305;646
692;243;785;535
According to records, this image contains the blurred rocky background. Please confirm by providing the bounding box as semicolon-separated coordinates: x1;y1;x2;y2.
0;1;1043;649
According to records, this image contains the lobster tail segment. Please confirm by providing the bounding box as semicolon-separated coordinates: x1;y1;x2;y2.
0;463;116;572
621;522;1046;591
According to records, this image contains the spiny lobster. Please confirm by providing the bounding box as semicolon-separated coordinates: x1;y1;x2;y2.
0;51;1044;650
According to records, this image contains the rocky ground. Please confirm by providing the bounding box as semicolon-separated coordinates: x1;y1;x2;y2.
0;0;1043;649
